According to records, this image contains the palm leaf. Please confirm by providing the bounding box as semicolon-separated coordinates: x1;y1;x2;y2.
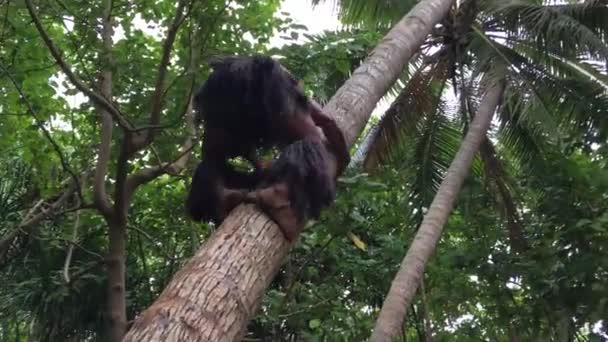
402;108;463;224
498;41;608;142
312;0;419;29
478;137;528;252
496;84;547;172
362;61;450;169
0;159;32;222
488;0;608;59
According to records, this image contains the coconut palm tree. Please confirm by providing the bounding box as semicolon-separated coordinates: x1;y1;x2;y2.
316;0;608;339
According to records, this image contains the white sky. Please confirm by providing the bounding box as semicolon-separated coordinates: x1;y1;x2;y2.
269;0;341;47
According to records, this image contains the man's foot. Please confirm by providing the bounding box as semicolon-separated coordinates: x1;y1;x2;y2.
245;183;303;241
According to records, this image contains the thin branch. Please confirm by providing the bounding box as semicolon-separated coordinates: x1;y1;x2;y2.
63;176;84;283
54;202;95;216
92;1;115;219
124;36;199;200
20;170;93;228
54;0;103;35
24;0;132;130
0;0;11;43
124;114;197;198
277;298;333;318
0;62;84;202
51;6;98;86
0;176;83;268
131;0;193;153
42;235;104;260
277;234;337;313
130;226;178;261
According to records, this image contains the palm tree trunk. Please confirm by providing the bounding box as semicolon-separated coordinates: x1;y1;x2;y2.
370;79;506;342
348;122;380;169
124;0;455;341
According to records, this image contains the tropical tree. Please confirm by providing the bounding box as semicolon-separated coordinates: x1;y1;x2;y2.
372;76;506;340
1;0;285;339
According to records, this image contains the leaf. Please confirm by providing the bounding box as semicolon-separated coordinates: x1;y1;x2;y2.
290;24;309;31
347;232;367;251
350;211;366;224
576;219;592;227
309;319;321;329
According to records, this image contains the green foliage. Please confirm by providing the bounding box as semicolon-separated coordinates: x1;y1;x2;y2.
269;29;381;103
312;0;418;29
1;0;608;340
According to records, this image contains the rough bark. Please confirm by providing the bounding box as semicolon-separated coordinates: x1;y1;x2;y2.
123;0;456;340
325;0;456;148
370;79;506;342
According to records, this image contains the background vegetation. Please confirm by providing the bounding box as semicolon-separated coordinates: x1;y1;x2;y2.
0;0;606;340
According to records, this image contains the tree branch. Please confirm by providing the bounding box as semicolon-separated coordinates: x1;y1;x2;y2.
93;1;115;219
0;174;89;270
124;29;199;202
130;0;193;153
63;176;84;283
130;226;179;261
124;96;197;202
24;0;132;130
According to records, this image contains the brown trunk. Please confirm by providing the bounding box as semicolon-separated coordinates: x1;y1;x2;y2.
124;206;290;341
106;219;128;341
370;79;506;342
97;1;126;340
124;0;455;340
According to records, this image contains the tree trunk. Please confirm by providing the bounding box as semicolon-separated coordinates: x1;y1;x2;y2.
97;0;127;339
124;0;455;340
327;0;455;148
106;219;128;341
369;79;506;342
348;122;380;169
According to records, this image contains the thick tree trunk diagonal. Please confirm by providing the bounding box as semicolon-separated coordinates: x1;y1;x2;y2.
124;0;455;340
370;79;506;341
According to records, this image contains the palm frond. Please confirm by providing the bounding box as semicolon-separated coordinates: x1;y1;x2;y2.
499;41;608;143
362;61;449;169
478;138;528;252
402;109;463;224
312;0;419;29
0;160;32;222
487;0;608;59
509;40;608;88
496;85;547;170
